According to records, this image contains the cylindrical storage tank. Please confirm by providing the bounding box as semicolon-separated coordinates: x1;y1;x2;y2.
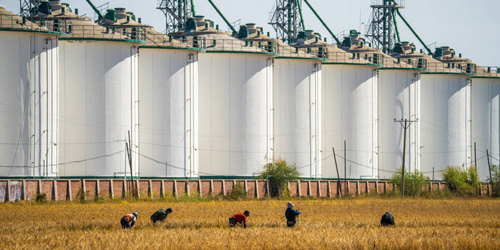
471;73;500;181
177;26;273;178
321;46;378;179
0;7;59;177
273;58;322;178
43;9;141;178
239;28;322;178
378;68;421;179
137;28;200;178
419;73;471;180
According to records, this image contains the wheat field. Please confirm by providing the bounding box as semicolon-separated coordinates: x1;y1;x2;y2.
0;198;499;249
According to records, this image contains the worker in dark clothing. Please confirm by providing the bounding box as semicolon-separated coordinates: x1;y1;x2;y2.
121;212;138;229
229;210;250;228
285;202;301;227
151;208;173;223
381;212;395;226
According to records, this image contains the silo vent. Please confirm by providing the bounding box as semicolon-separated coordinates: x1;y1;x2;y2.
49;0;62;11
38;0;52;15
194;15;205;27
186;18;197;30
104;9;117;24
238;25;249;38
305;30;315;40
115;7;127;19
246;23;257;34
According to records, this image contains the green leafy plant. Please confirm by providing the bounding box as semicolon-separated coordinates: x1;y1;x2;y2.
390;168;429;196
75;188;86;203
441;166;479;196
226;181;247;201
259;159;300;197
35;193;47;203
488;165;500;197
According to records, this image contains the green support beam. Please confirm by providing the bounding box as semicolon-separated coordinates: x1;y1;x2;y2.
207;0;237;34
190;0;196;16
85;0;104;20
303;0;340;44
392;10;401;43
391;0;432;55
297;0;306;31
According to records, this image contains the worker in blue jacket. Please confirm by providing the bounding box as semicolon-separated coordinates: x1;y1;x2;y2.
285;202;301;227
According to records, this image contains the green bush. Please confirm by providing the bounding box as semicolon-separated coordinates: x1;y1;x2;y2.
226;181;247;201
390;168;428;196
35;193;47;203
441;166;479;196
488;165;500;197
259;159;300;197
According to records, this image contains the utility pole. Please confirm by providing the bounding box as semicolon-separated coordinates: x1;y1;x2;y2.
474;142;478;195
126;131;136;197
332;147;342;196
394;118;417;199
344;140;347;195
486;149;493;193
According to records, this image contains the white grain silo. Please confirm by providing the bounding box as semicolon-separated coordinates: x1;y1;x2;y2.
470;66;500;180
341;32;421;180
33;1;141;178
107;11;201;178
0;6;59;177
171;16;274;178
321;37;378;180
240;26;323;178
417;46;473;180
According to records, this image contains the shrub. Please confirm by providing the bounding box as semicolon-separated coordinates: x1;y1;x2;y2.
441;166;479;196
390;168;428;196
226;181;248;201
75;188;86;202
259;159;300;197
35;193;47;203
488;165;500;197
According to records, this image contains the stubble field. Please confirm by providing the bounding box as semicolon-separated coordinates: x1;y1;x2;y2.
0;198;499;249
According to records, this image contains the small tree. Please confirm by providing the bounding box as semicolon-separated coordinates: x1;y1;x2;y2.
488;165;500;197
441;166;479;196
259;159;299;197
390;168;428;196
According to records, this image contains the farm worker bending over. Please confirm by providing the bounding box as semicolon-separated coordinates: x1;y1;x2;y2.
285;202;301;227
151;208;173;223
121;212;138;229
229;210;250;228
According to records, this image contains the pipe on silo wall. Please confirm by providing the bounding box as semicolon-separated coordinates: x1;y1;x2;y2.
138;49;199;178
321;64;378;179
197;53;273;178
470;78;500;181
418;74;471;180
273;59;322;178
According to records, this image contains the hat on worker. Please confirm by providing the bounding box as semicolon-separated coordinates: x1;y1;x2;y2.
287;202;294;208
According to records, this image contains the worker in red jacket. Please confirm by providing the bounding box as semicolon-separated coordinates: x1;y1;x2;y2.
229;210;250;228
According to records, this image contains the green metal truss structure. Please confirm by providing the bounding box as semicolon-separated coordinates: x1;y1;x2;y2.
19;0;39;17
365;0;404;54
157;0;195;34
269;0;306;44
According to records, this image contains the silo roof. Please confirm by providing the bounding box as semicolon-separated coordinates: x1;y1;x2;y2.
0;6;57;35
171;25;271;54
29;6;142;42
241;31;323;59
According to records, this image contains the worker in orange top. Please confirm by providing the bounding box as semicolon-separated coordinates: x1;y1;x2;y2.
121;212;138;229
229;210;250;228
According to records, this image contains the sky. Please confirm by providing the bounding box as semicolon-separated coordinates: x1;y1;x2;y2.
1;0;499;66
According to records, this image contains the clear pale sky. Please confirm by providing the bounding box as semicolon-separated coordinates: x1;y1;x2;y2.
1;0;499;66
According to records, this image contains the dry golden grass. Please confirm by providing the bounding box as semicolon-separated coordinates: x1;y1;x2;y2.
0;198;499;249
